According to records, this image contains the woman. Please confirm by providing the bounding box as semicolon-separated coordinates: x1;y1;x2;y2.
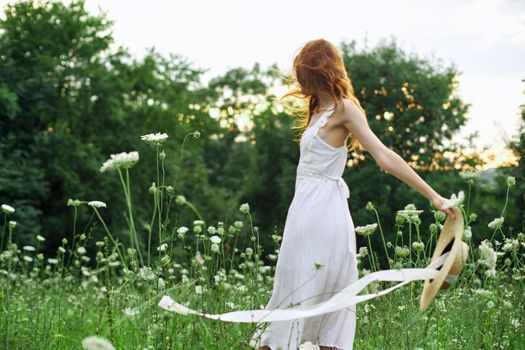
250;39;455;350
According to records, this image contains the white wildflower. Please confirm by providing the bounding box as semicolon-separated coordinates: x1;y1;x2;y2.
81;335;115;350
138;266;156;281
412;241;425;252
47;258;59;265
239;203;250;214
502;238;519;252
1;204;15;214
195;285;204;294
210;235;221;244
23;255;33;262
123;307;139;317
478;240;497;271
459;170;481;182
355;223;377;236
358;246;368;257
506;176;516;187
463;226;472;240
140;132;168;145
99;151;139;173
210;243;220;253
177;226;189;234
8;221;16;228
23;245;36;252
157;243;168;252
88;201;107;209
36;235;45;242
77;247;87;255
488;217;504;230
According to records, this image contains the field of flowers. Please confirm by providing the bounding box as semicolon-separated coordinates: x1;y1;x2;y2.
0;132;523;349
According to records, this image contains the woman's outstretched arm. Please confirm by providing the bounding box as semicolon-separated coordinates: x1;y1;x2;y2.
340;99;456;219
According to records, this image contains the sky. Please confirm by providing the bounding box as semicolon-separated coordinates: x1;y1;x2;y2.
2;0;524;167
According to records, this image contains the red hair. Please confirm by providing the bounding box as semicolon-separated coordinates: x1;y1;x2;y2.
280;38;367;153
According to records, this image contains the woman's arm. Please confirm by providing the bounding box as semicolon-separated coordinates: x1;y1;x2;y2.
340;99;456;219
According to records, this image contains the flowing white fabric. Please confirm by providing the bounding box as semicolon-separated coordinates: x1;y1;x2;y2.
158;252;448;322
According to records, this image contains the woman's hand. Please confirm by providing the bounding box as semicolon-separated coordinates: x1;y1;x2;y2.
430;195;456;220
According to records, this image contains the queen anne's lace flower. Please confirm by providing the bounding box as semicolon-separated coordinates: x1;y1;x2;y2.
355;223;378;236
488;217;504;230
140;132;168;145
239;203;250;214
88;201;107;208
459;170;481;182
502;238;519;252
100;151;139;173
1;204;15;214
138;266;156;281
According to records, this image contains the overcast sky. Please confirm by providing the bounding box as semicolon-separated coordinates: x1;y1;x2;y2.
2;0;524;164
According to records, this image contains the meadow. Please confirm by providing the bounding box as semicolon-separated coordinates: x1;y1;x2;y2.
1;131;523;350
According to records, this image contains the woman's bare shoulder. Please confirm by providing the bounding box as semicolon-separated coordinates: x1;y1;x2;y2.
339;98;366;126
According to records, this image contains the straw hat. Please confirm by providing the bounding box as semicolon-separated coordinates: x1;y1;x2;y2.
420;207;469;311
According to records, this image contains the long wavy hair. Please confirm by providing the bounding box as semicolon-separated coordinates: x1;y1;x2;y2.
280;38;367;153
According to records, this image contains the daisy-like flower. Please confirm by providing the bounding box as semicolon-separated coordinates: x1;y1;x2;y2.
88;201;107;209
355;223;378;236
441;191;465;209
1;204;15;214
99;151;139;173
140;132;168;145
81;335;115;350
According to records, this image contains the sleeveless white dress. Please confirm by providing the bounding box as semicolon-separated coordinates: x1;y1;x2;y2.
249;105;359;350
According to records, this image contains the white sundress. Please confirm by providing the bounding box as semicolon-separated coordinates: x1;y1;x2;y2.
249;104;359;350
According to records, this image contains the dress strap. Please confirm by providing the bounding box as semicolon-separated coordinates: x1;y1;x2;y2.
313;104;335;130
